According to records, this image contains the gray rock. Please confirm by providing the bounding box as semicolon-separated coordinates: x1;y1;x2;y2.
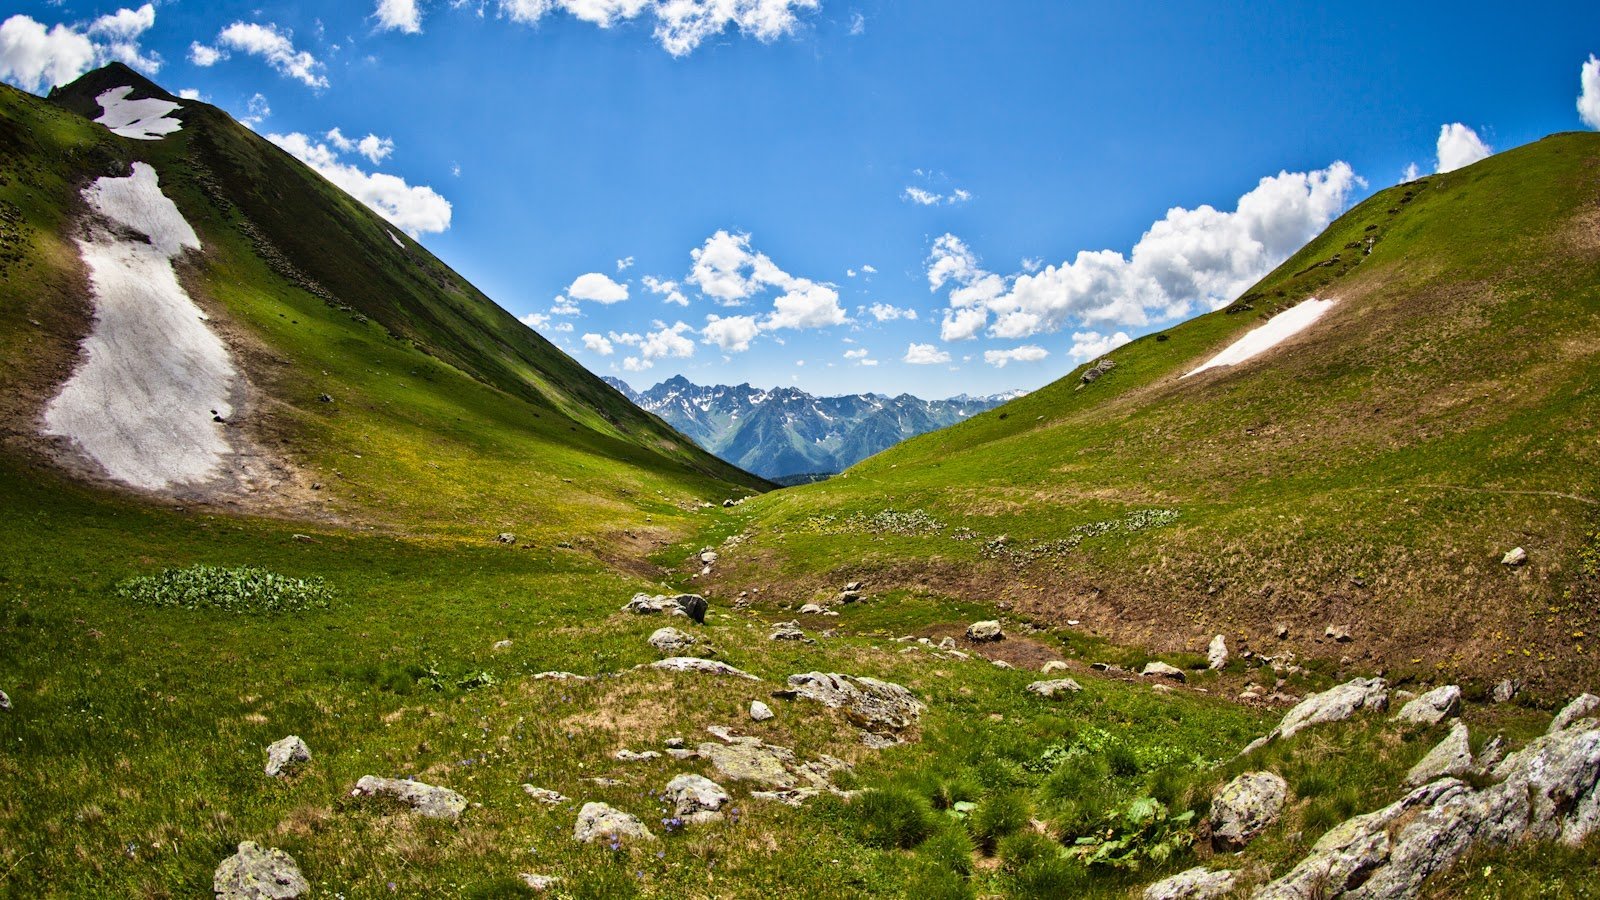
649;657;758;680
1476;734;1508;771
938;636;958;651
844;581;865;592
1144;866;1237;900
520;874;562;892
351;776;467;820
1208;635;1229;670
1026;678;1083;698
495;532;516;544
1394;685;1462;727
750;700;775;721
1325;624;1353;642
698;739;798;788
615;749;661;762
769;621;809;642
664;773;730;824
1550;694;1600;734
1080;357;1115;384
1243;677;1389;754
213;842;308;900
1141;661;1187;682
263;735;310;778
1502;547;1528;566
648;626;699;655
0;690;9;712
530;671;589;682
573;802;655;843
966;620;1004;642
700;550;718;565
1492;678;1521;704
1210;771;1288;850
1407;721;1476;786
778;672;924;733
798;603;826;614
624;593;708;624
1040;660;1069;674
523;785;568;804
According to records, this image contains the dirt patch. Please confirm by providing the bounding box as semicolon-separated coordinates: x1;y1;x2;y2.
915;623;1066;671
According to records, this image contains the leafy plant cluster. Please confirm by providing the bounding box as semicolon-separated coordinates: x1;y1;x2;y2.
115;565;334;614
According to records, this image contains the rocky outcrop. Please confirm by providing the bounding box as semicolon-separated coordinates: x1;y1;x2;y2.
777;672;923;735
624;593;708;624
966;621;1004;642
1406;721;1475;786
769;621;810;642
1145;866;1237;900
1549;694;1600;734
1026;678;1083;698
263;736;310;778
648;627;700;655
573;802;655;843
351;776;467;821
523;785;568;804
1210;771;1288;850
1141;662;1186;682
1243;677;1389;754
664;774;730;824
213;842;308;899
695;725;851;795
1208;635;1229;670
1393;685;1461;726
649;657;758;680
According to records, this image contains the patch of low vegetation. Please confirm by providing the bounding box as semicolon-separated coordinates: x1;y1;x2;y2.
115;564;335;614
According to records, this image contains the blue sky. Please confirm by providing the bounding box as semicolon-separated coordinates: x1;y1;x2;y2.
5;1;1600;398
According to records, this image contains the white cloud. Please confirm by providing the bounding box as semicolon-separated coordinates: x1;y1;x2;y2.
493;0;818;56
640;320;695;360
1067;330;1131;362
701;314;760;352
582;332;615;355
860;264;877;274
268;131;452;235
239;92;271;127
356;134;394;163
178;88;202;100
927;161;1358;341
848;11;865;35
566;271;630;303
902;185;971;206
211;22;328;89
903;343;951;365
1435;123;1491;173
1401;162;1420;183
684;229;848;337
0;6;159;93
616;255;635;271
375;0;424;34
1021;256;1042;272
642;275;688;306
867;302;917;321
520;311;552;329
843;348;869;359
1579;55;1600;131
623;356;650;372
983;345;1049;368
766;281;847;329
550;296;581;315
189;42;223;66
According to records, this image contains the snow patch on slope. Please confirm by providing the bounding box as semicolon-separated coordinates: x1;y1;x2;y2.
1183;299;1337;379
43;162;237;491
94;86;184;141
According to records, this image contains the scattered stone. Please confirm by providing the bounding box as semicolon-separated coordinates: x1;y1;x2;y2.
213;841;308;900
1550;694;1600;733
523;786;568;804
1026;678;1083;698
1492;678;1521;704
777;672;924;733
317;393;333;403
1210;772;1288;851
615;749;661;762
1243;677;1389;754
1152;683;1175;694
664;774;730;824
861;732;900;749
751;788;821;806
530;671;590;682
844;581;865;592
1394;685;1462;727
666;748;696;761
495;533;516;544
519;874;561;892
1080;357;1115;384
1502;547;1528;567
723;499;736;508
698;739;796;788
664;737;686;749
798;603;826;615
573;802;655;844
1143;866;1237;900
0;690;9;712
1040;660;1069;674
700;550;718;565
648;627;700;655
835;590;863;604
492;639;513;650
966;620;1004;642
587;777;624;787
769;621;810;642
1275;624;1290;639
1324;624;1353;643
649;657;758;680
624;592;709;623
938;637;957;651
991;658;1013;669
1207;635;1229;670
750;700;775;722
1407;721;1476;786
351;776;467;821
1141;661;1186;682
263;735;310;778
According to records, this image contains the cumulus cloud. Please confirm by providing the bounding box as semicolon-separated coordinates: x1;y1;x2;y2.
566;272;630;303
622;320;695;370
239;92;271;127
327;128;395;164
1067;330;1131;362
492;0;818;56
642;275;687;305
0;5;159;93
375;0;424;33
701;314;761;352
902;185;971;206
867;303;917;321
582;332;614;355
616;255;635;271
268;131;452;235
520;311;552;329
926;162;1358;342
684;229;848;350
903;343;951;365
1435;123;1491;173
1579;55;1600;130
983;345;1048;368
199;22;327;89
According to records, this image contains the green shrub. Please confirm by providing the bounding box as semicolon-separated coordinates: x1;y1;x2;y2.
970;791;1031;853
918;827;976;876
115;565;334;614
1009;855;1091;899
904;866;975;900
998;830;1059;873
853;788;936;850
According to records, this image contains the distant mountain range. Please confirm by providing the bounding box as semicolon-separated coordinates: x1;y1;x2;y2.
604;375;1025;481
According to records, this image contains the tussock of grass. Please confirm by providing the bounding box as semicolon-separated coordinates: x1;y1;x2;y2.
115;564;334;614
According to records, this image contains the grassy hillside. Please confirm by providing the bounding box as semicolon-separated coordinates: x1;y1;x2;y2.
713;132;1600;698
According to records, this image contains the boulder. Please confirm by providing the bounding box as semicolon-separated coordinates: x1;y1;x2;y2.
495;532;516;544
835;590;864;604
1040;660;1069;674
615;749;661;762
0;689;9;712
750;700;775;722
213;842;308;900
1080;357;1115;384
798;603;826;615
263;735;310;778
520;874;561;892
966;620;1004;642
1143;866;1237;900
1207;635;1229;670
351;776;467;820
1550;694;1600;734
1324;624;1353;643
1492;678;1521;704
624;593;708;624
768;621;809;642
1407;721;1476;786
700;550;718;565
1393;685;1462;727
530;671;589;682
1502;547;1528;567
649;657;758;680
523;785;568;804
648;626;699;655
844;581;865;592
1026;678;1083;698
938;637;958;651
663;773;730;824
698;739;798;788
1141;661;1186;682
778;672;924;733
1243;677;1389;754
573;802;655;844
1210;771;1288;850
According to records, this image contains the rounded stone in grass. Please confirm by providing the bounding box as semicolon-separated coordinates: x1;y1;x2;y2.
966;620;1004;642
573;801;655;843
1209;771;1288;850
213;841;308;899
350;776;467;820
263;735;310;778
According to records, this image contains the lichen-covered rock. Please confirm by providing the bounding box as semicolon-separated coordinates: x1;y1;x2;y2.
523;785;568;804
1502;547;1528;566
768;621;809;642
573;802;655;843
1143;866;1236;900
615;749;661;762
664;774;730;824
1207;635;1229;670
520;873;561;892
779;672;924;733
1394;685;1461;727
750;700;775;721
351;776;467;820
1040;660;1069;674
1550;694;1600;734
698;739;797;788
1407;721;1476;786
0;689;10;712
1026;678;1083;698
624;593;708;624
1243;677;1389;754
1141;661;1186;682
648;626;699;655
263;735;310;778
649;657;758;680
966;620;1004;642
213;841;308;899
1209;771;1288;850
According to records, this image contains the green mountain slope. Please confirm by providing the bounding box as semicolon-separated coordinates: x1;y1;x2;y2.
716;132;1600;695
0;64;765;544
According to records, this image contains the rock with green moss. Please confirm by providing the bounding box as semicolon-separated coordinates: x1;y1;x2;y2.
213;841;308;899
1209;771;1288;850
350;775;467;820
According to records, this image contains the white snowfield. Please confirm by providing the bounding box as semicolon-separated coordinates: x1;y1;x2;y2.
94;85;184;140
1183;298;1337;378
43;162;237;491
